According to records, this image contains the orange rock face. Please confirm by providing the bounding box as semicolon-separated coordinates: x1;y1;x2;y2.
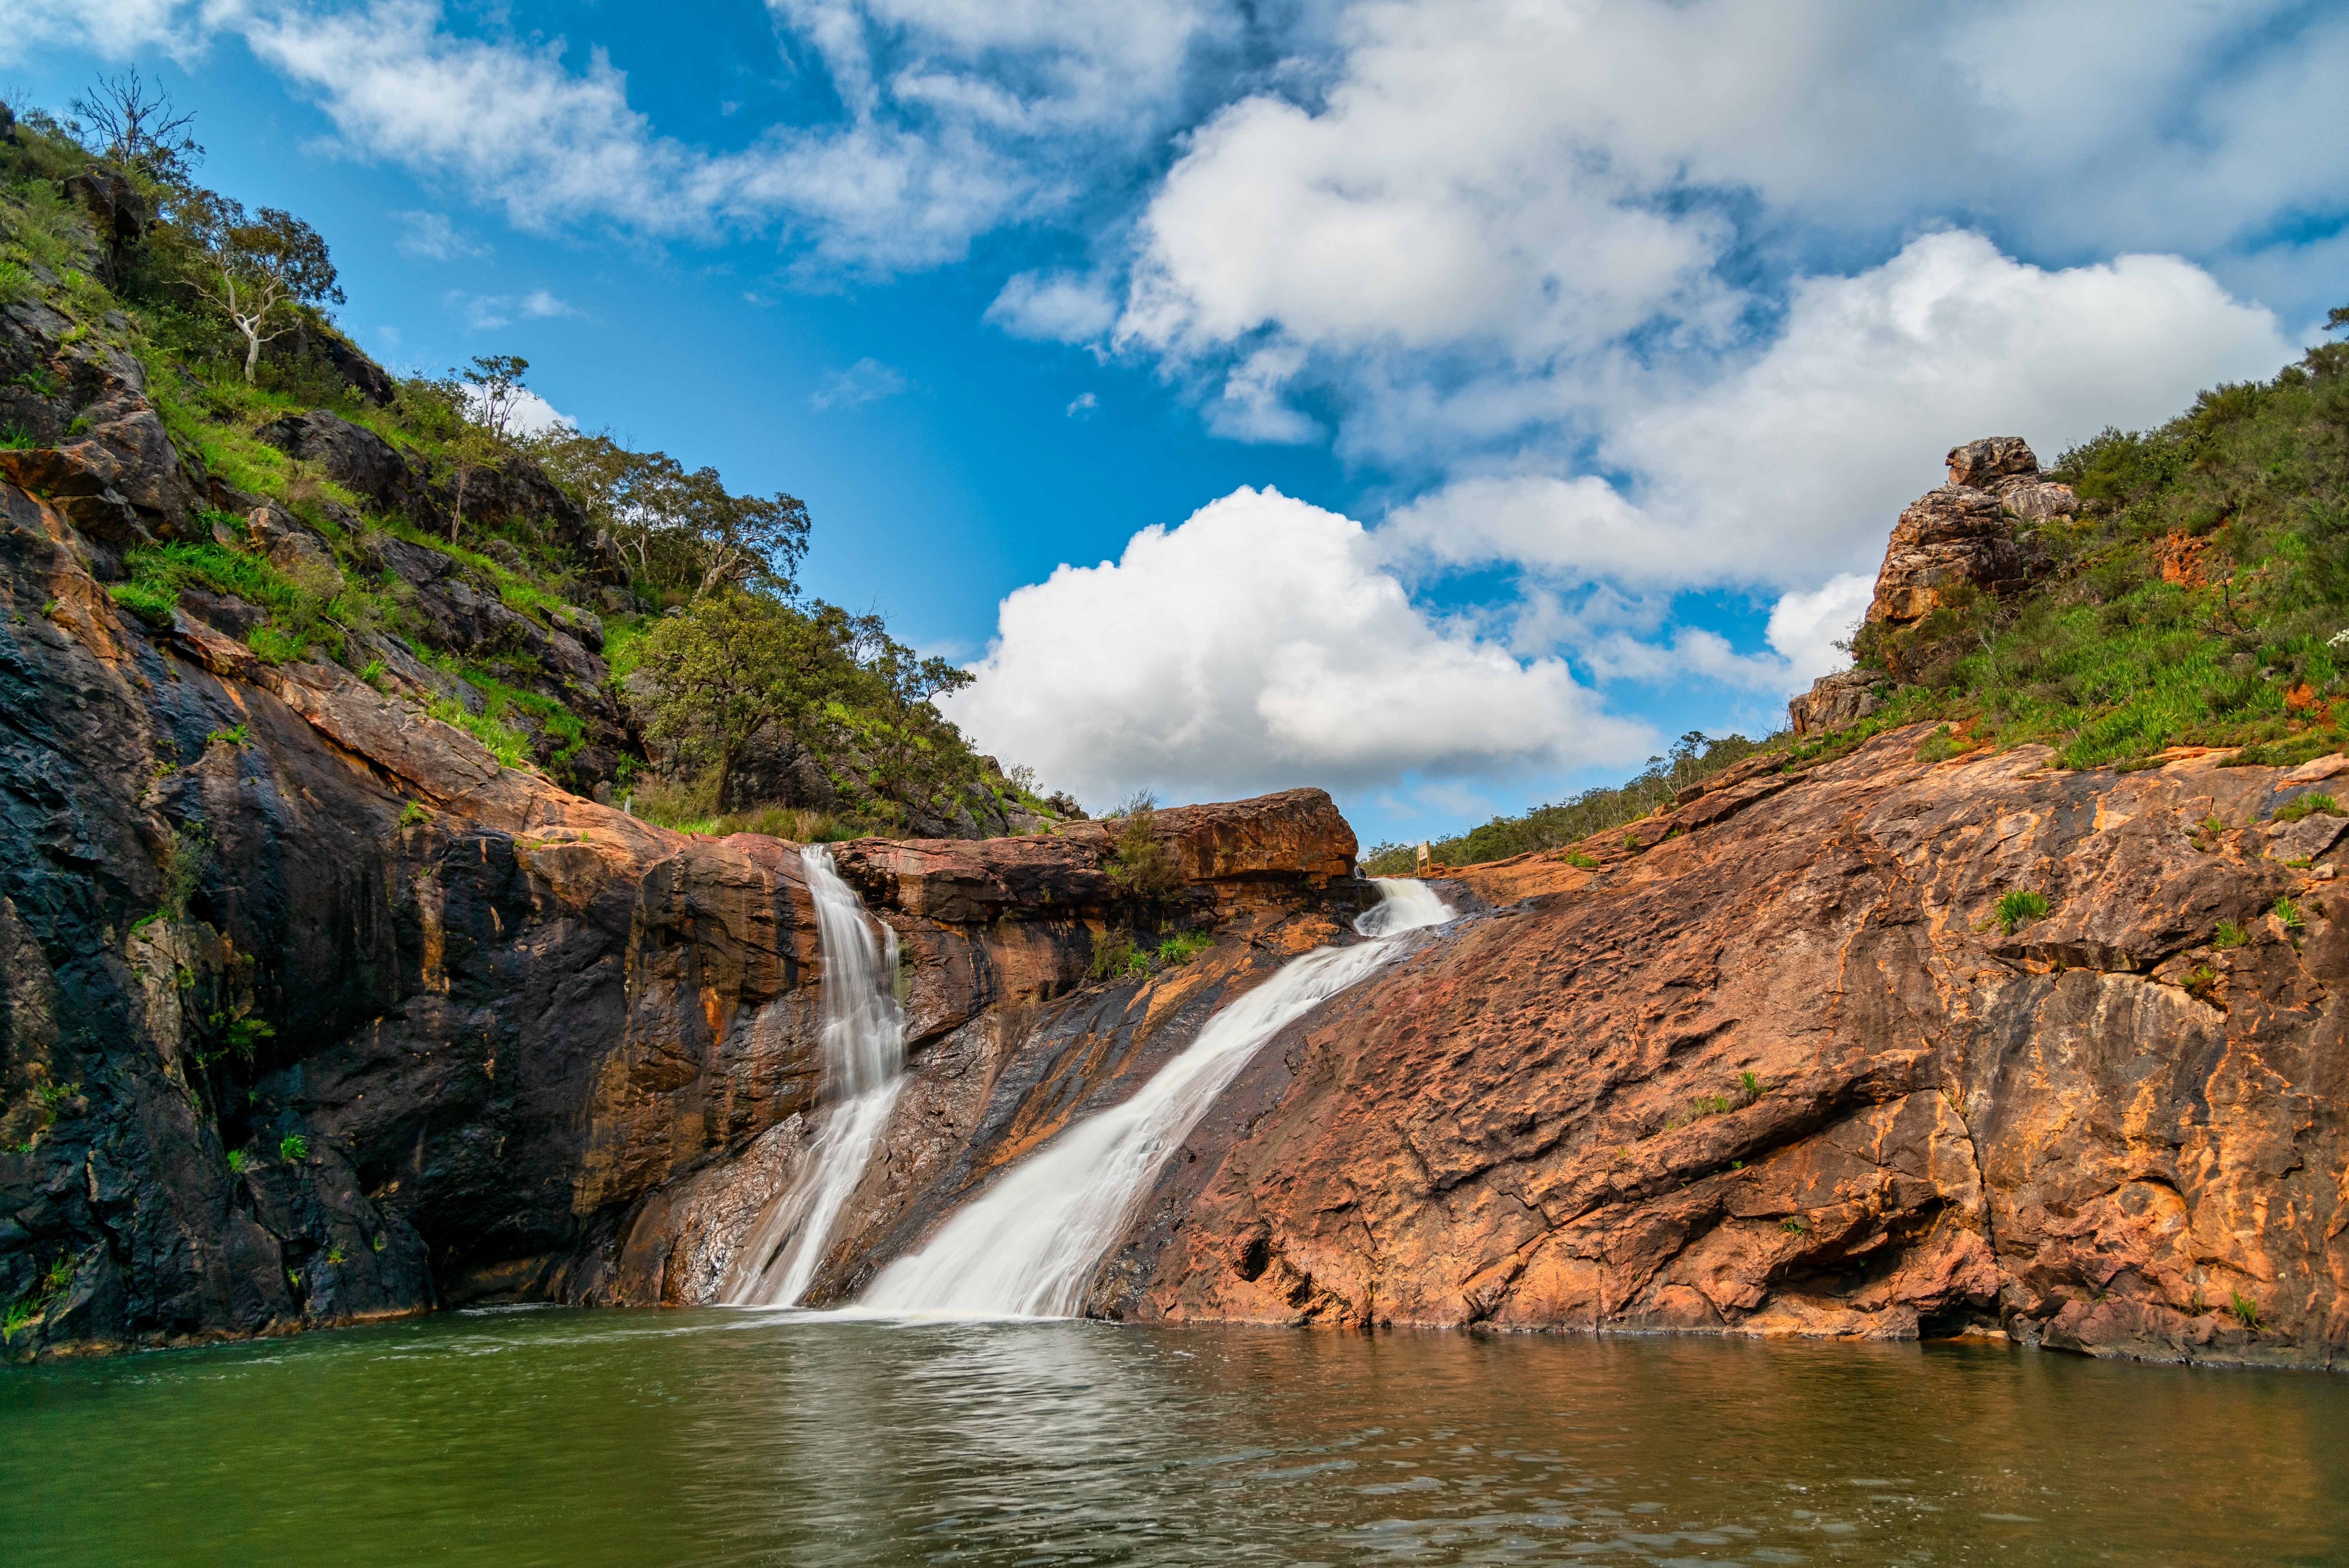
1095;731;2348;1370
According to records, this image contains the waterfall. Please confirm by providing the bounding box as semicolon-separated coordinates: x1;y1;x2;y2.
858;878;1454;1317
723;845;907;1307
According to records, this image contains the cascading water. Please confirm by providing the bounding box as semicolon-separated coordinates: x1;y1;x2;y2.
723;845;907;1307
858;877;1454;1317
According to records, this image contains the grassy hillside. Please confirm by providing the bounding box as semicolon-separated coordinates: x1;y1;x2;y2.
0;84;1069;840
1368;318;2349;875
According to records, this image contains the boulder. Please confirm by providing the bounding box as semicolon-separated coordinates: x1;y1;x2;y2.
1868;483;2052;626
1787;668;1882;736
254;410;419;515
1944;435;2039;488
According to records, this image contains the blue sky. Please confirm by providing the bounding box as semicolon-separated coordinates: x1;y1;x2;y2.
10;1;2345;844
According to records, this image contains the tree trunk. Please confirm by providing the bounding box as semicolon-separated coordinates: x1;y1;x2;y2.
712;744;737;815
241;322;261;383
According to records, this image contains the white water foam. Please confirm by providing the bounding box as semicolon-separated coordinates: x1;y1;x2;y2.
723;845;907;1306
858;878;1454;1318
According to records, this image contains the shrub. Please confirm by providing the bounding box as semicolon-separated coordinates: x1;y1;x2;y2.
1088;926;1149;980
2272;792;2343;823
398;800;429;828
1996;890;2051;934
1106;805;1185;904
1159;929;1213;966
2181;964;2220;1002
204;723;249;749
1564;851;1598;869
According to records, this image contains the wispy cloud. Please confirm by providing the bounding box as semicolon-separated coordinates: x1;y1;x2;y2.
809;357;909;410
1064;392;1097;418
391;209;489;262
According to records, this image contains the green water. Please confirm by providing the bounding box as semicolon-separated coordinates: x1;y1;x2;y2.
2;1308;2340;1566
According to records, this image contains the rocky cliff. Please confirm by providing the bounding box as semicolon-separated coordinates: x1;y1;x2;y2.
0;449;1362;1353
1095;733;2347;1370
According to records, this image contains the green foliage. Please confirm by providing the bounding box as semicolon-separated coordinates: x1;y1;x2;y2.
2182;964;2220;1002
1158;929;1214;966
2273;896;2304;930
106;576;178;627
427;695;532;769
1088;927;1149;981
2;1254;76;1344
1822;319;2349;770
398;800;429;828
226;1149;248;1175
115;539;352;663
326;1247;346;1265
1370;730;1776;871
1996;890;2051;934
2272;792;2342;823
204;723;249;749
2214;920;2250;949
2230;1290;2264;1330
359;659;386;686
1564;851;1598;869
1106;805;1185;904
278;1133;309;1162
158;821;212;921
1739;1071;1768;1099
1780;1217;1806;1235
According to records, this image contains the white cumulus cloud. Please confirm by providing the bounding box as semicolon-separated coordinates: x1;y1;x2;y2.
943;486;1649;807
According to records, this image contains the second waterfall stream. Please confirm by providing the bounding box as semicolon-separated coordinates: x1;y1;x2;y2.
722;845;907;1307
859;876;1453;1317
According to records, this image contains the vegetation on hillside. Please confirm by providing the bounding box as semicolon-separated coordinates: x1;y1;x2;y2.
0;75;1075;839
1368;313;2349;874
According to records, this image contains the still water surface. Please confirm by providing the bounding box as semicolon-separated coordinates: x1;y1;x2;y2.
3;1307;2341;1566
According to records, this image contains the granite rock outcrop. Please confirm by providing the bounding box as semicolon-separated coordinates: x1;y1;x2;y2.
1792;437;2075;734
1088;733;2346;1370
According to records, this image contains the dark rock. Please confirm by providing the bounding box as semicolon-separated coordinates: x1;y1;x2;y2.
57;167;148;288
254;410;418;515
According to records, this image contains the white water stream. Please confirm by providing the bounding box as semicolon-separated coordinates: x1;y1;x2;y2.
858;878;1453;1318
722;845;907;1307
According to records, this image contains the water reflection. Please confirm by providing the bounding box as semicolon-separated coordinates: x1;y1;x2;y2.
4;1309;2342;1566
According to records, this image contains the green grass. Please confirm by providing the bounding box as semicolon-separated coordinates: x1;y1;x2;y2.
399;800;430;828
2274;896;2304;930
204;724;249;749
2231;1289;2264;1330
2273;792;2342;822
2214;920;2250;948
1158;929;1214;965
1996;890;2051;934
226;1149;248;1175
427;695;533;769
279;1133;309;1162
